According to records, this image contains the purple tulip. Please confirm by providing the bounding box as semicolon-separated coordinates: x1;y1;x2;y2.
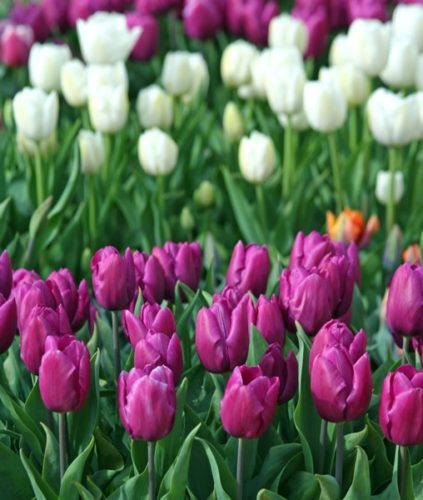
226;0;245;35
347;0;388;22
16;279;56;331
135;0;182;15
118;365;176;441
220;365;280;438
132;250;165;304
310;322;372;422
328;0;349;28
39;335;90;413
152;242;202;301
134;331;183;383
183;0;225;40
243;0;279;45
195;295;250;373
0;24;34;67
91;246;135;311
72;279;91;331
126;13;159;61
249;295;285;346
12;268;40;294
68;0;93;25
0;294;17;354
379;365;423;446
212;285;243;310
0;251;12;299
260;344;298;404
293;6;328;58
41;0;68;32
10;2;50;42
386;264;423;337
226;241;270;297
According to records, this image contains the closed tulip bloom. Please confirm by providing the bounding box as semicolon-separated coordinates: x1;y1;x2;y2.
380;37;418;90
1;24;34;67
39;335;90;413
16;279;56;330
260;344;298;403
212;285;243;310
194;181;215;208
184;53;209;101
293;6;328;59
41;0;68;32
0;251;12;300
250;295;285;346
72;279;91;332
11;269;40;299
132;250;165;304
88;85;129;134
226;0;244;35
138;129;178;176
136;85;173;130
61;59;88;107
183;0;224;40
78;130;104;175
326;209;379;248
379;365;423;446
91;246;135;311
319;64;370;107
0;295;17;354
126;13;158;61
87;62;128;95
392;4;423;52
13;87;59;142
375;171;404;205
265;63;305;115
310;325;372;422
347;19;390;77
77;12;141;64
29;43;71;92
195;296;249;373
47;268;79;324
242;0;280;46
221;40;258;88
220;365;280;438
403;245;422;265
118;366;176;441
135;0;181;16
10;2;49;42
347;0;388;22
161;52;193;97
303;80;347;133
329;34;351;67
239;131;276;184
223;102;244;142
268;14;308;54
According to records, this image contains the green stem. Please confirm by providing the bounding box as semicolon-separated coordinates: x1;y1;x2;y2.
349;107;358;152
402;337;410;365
328;133;343;213
237;438;245;500
318;420;328;474
283;118;293;200
416;346;422;370
386;148;397;234
399;446;407;500
255;183;267;235
34;149;44;206
335;423;344;488
59;412;67;481
148;441;155;500
87;176;96;245
102;134;111;184
112;312;121;380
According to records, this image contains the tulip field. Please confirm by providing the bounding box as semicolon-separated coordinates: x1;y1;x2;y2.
2;0;423;499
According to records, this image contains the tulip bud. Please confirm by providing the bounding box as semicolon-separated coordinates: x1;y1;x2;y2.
380;37;419;90
220;365;280;438
180;207;195;231
183;0;224;40
212;285;243;310
260;344;298;403
29;43;71;92
265;62;305;115
310;322;372;422
132;251;165;304
15;279;56;331
221;40;258;88
126;13;158;61
1;24;34;67
72;279;91;332
242;0;279;46
223;102;244;142
293;6;328;59
183;53;209;102
403;244;422;265
88;85;129;134
379;365;423;446
12;268;40;296
39;335;90;412
383;225;403;274
0;295;17;354
138;128;178;176
375;170;404;205
13;87;59;142
194;181;215;208
239;131;276;184
303;80;347;133
329;34;351;67
392;4;423;52
0;251;12;300
91;246;135;311
46;268;79;325
195;296;249;373
319;64;370;107
10;2;49;42
136;85;173;130
250;295;285;346
87;62;129;96
77;12;141;64
326;209;379;248
78;130;104;175
226;241;270;296
268;14;308;54
118;366;176;441
41;0;68;32
61;59;88;107
225;0;244;35
161;52;193;97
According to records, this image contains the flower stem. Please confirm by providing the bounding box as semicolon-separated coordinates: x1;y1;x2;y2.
87;176;96;245
112;311;121;380
349;107;358;152
59;412;67;481
328;133;343;213
318;419;328;474
148;441;155;500
399;445;407;500
335;423;344;488
402;337;410;365
255;183;267;235
283;118;293;200
387;148;398;234
34;149;44;206
237;438;245;500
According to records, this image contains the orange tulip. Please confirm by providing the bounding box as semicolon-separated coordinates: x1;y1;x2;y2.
326;208;379;248
403;244;422;264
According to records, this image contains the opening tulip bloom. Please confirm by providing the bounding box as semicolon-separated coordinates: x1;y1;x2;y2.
260;344;298;404
220;365;280;438
39;335;90;413
249;295;285;346
15;279;56;330
118;366;176;441
326;209;379;248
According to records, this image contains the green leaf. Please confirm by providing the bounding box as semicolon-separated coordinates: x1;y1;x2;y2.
0;442;33;499
25;381;48;429
20;449;58;500
41;423;60;494
73;482;97;500
315;474;340;500
131;439;147;475
106;470;148;500
246;325;268;366
29;196;53;239
94;428;124;471
283;471;319;500
257;490;287;500
344;447;371;500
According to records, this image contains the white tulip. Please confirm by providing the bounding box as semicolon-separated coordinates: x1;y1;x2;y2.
416;56;423;91
392;4;423;52
77;12;141;65
161;51;193;97
184;53;209;101
16;132;56;157
319;64;370;106
138;128;178;176
29;43;71;92
266;62;305;115
268;14;308;55
13;87;59;142
78;130;104;174
61;59;88;107
375;171;404;205
329;34;351;67
136;85;173;130
380;37;418;89
239;131;276;184
87;62;128;95
223;101;244;142
278;110;309;131
347;19;390;76
221;40;258;88
303;81;347;133
367;89;421;146
88;85;129;134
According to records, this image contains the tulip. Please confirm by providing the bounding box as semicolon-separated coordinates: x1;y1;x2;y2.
71;279;91;332
29;43;71;92
41;0;68;32
226;241;270;297
249;295;285;346
78;130;104;175
278;110;309;131
327;0;349;28
77;12;141;65
220;365;280;438
310;324;372;422
265;62;305;115
319;64;370;107
39;335;90;412
347;0;388;22
0;251;12;300
303;80;347;133
183;0;224;40
13;88;59;143
15;279;56;330
223;102;244;142
326;209;379;248
194;181;215;208
46;269;79;324
67;0;93;25
12;268;40;296
134;331;183;383
138;129;178;176
329;34;351;67
135;0;182;16
226;0;244;35
126;13;159;61
0;295;17;354
184;53;209;101
403;245;422;265
61;59;88;107
221;40;258;88
118;366;176;441
152;242;202;300
136;85;173;130
347;19;390;77
242;0;280;46
212;285;243;310
180;207;195;232
238;131;276;184
260;344;298;403
375;171;404;205
268;14;308;55
10;2;50;42
380;37;419;90
293;6;328;59
87;62;128;96
0;24;34;67
132;250;165;304
383;225;403;275
379;365;423;446
195;296;250;372
161;52;193;97
392;4;423;52
88;85;129;134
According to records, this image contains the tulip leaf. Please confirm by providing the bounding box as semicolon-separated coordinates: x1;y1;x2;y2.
315;474;340;500
344;446;371;500
25;381;49;430
246;325;268;366
20;449;58;500
29;196;53;239
73;482;97;500
283;471;320;499
59;436;95;500
41;423;60;494
131;439;147;475
0;442;33;499
94;428;124;471
106;469;149;500
257;490;286;500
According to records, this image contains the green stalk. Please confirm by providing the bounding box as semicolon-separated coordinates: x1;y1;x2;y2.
237;438;245;500
402;337;410;365
399;446;407;500
349;107;358;152
87;176;96;245
387;148;398;234
318;419;328;474
255;183;267;235
328;133;343;213
148;441;155;500
283;118;293;200
335;423;344;488
34;149;45;206
112;312;121;380
59;412;67;481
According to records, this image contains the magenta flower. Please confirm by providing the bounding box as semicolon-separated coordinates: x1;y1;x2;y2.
126;13;159;61
132;250;165;304
0;24;34;67
0;294;17;354
249;295;285;346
